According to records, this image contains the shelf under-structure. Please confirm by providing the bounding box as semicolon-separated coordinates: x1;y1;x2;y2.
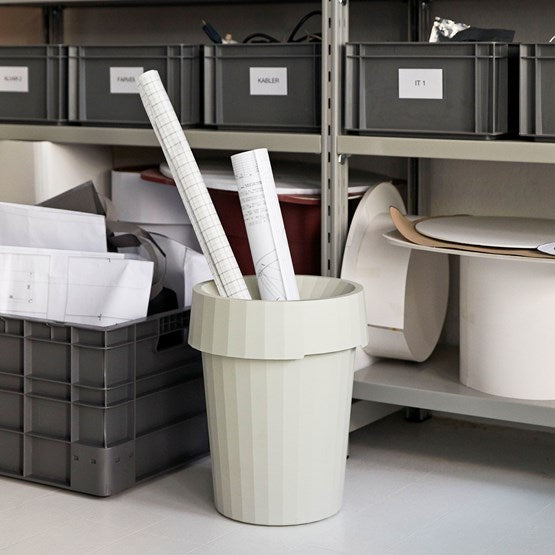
353;347;555;429
0;125;322;153
339;135;555;164
4;126;555;163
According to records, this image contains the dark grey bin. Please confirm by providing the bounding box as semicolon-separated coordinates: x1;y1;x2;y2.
345;42;511;138
0;309;209;496
204;43;321;131
69;44;201;127
0;45;68;123
520;44;555;140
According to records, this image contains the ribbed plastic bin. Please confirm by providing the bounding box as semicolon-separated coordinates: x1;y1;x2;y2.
68;45;200;126
520;44;555;140
190;276;367;525
204;43;321;131
345;42;511;138
0;309;209;496
0;45;68;123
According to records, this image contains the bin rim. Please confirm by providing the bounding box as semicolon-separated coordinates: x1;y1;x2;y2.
192;275;363;304
188;275;368;360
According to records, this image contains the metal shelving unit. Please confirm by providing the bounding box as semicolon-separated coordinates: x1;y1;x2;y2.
0;0;553;431
332;3;555;430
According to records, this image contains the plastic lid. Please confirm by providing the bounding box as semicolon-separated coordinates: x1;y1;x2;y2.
159;160;388;196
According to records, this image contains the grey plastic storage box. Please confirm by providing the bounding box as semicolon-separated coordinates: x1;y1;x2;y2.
0;309;209;496
520;44;555;140
345;42;511;138
0;45;68;123
68;45;200;126
204;43;321;131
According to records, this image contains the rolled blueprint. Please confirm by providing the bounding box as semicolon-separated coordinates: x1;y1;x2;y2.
137;70;250;300
231;148;299;301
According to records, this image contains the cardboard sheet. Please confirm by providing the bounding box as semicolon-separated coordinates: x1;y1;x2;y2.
389;207;553;259
149;233;212;308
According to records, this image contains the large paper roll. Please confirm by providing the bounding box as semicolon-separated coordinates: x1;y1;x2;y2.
342;183;449;363
137;70;250;300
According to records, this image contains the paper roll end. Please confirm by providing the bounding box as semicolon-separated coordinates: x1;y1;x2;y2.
137;69;161;85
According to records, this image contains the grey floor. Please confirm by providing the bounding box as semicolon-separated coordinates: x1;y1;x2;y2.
0;413;553;554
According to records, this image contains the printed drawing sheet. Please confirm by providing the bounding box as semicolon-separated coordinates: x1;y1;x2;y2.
0;201;107;252
137;70;251;300
0;246;153;326
231;148;299;301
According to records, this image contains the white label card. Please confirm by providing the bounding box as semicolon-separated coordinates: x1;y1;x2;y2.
0;67;29;93
249;67;287;96
398;68;443;99
110;67;144;94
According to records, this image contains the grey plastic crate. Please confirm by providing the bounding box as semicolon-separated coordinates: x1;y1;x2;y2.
69;44;200;127
520;44;555;140
0;309;209;496
345;42;511;138
204;43;321;131
0;45;68;124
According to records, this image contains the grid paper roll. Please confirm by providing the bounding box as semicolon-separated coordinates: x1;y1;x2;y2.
137;70;250;300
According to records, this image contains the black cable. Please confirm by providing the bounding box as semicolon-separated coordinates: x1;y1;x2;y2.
201;19;223;44
241;10;322;44
287;10;322;43
243;32;280;43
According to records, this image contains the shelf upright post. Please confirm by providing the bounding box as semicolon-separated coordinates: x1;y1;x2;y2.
406;0;431;214
321;0;349;277
43;4;64;44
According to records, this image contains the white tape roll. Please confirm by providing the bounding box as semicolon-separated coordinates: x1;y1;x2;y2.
341;183;449;363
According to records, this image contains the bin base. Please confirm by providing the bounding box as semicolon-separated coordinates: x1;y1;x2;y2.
203;349;355;526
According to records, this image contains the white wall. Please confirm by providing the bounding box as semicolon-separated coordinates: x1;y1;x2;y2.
0;141;112;204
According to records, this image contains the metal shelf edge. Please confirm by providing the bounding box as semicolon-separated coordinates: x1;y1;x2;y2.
353;347;555;428
0;125;321;153
339;135;555;164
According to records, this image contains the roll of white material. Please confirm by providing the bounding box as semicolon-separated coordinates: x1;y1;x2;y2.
342;183;449;362
230;148;299;301
460;256;555;400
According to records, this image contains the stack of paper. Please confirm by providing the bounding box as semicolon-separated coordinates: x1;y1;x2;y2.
0;201;153;326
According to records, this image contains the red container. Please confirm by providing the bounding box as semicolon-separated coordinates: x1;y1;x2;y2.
208;189;323;275
141;167;370;276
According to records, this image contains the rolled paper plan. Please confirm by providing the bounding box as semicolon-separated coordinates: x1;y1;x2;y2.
231;148;299;301
136;70;250;300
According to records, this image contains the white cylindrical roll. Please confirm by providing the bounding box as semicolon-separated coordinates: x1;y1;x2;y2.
460;256;555;400
342;183;449;362
231;148;299;301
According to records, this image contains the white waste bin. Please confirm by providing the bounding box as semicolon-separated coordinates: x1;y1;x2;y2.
189;275;367;525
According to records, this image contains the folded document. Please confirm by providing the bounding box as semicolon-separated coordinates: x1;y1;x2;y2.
0;245;153;326
0;201;107;252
